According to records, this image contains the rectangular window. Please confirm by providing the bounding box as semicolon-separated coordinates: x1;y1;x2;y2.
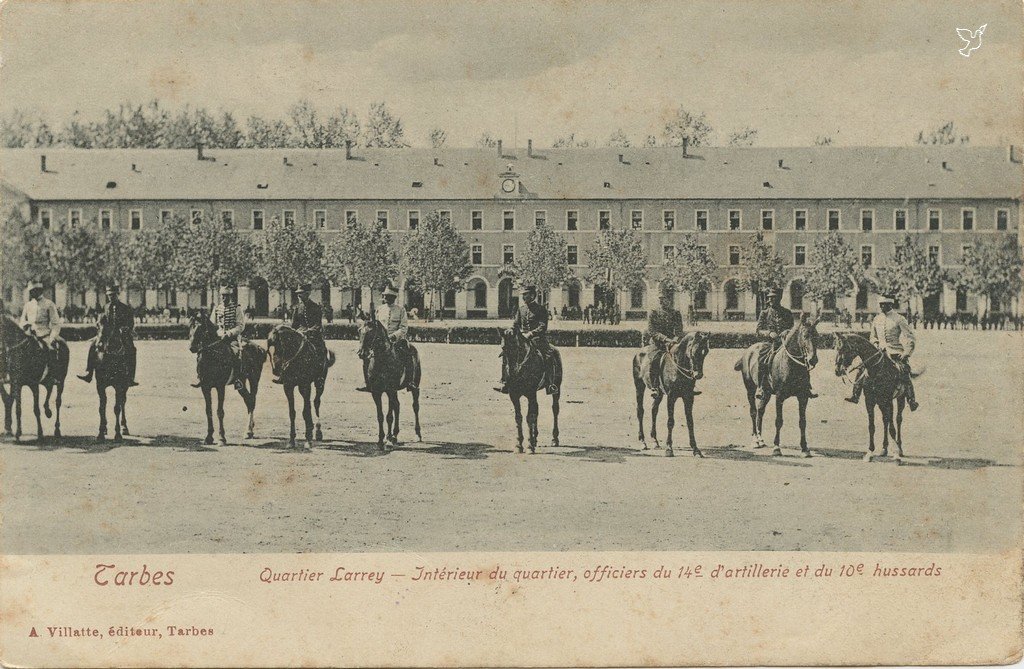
663;245;675;262
928;209;940;231
928;245;940;264
961;209;974;231
130;209;143;230
471;210;482;230
503;210;515;231
314;210;327;229
794;210;807;231
160;209;173;226
566;210;578;231
663;210;675;231
567;245;578;266
439;210;451;225
39;209;52;228
100;209;112;230
894;209;907;230
761;209;774;231
345;210;357;227
695;210;708;231
190;209;203;226
827;209;840;230
728;210;741;230
599;210;611;230
996;209;1008;230
794;245;806;266
376;210;388;229
69;209;82;227
220;210;233;230
861;245;873;267
861;209;873;231
534;210;547;228
503;244;514;265
283;210;295;228
631;209;643;230
729;245;741;265
408;210;419;230
252;210;264;230
471;244;483;265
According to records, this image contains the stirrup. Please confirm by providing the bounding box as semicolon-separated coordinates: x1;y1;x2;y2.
908;399;919;412
356;386;371;393
77;372;93;382
493;385;509;394
190;381;203;388
844;396;859;404
272;377;284;384
806;391;818;399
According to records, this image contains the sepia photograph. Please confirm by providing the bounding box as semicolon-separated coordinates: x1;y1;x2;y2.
0;0;1021;666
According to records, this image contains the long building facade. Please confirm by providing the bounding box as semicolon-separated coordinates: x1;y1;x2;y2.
1;144;1021;319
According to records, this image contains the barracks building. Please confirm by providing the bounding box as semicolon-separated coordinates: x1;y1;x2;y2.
1;142;1021;320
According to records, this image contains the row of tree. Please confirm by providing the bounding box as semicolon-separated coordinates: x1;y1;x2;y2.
0;98;971;151
2;209;1019;314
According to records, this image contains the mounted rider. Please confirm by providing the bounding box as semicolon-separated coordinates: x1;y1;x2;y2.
18;281;64;379
357;281;418;392
273;282;326;383
642;283;700;396
78;283;138;386
754;286;816;401
192;285;248;391
494;284;560;395
845;293;919;411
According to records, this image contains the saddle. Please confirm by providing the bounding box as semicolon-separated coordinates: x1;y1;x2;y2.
517;340;561;394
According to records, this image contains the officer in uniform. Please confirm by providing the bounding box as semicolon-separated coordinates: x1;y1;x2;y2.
19;280;64;361
643;284;700;396
274;282;325;383
357;281;417;392
494;284;558;394
78;283;138;386
845;293;919;411
754;286;815;401
192;285;247;391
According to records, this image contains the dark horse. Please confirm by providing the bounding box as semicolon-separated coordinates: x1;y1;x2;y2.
1;316;69;441
357;319;422;451
92;318;134;442
188;312;267;445
497;328;562;454
632;331;710;457
735;314;819;457
834;332;920;462
266;325;334;449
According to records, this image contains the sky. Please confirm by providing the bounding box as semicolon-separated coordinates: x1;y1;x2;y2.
0;0;1021;147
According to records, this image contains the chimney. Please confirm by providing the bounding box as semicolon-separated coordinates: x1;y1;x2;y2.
777;159;784;169
941;160;949;170
497;140;503;157
1009;145;1021;163
618;154;624;163
433;157;440;166
40;154;47;172
196;143;204;161
527;139;533;157
682;137;689;156
131;163;138;172
283;156;291;166
345;140;353;160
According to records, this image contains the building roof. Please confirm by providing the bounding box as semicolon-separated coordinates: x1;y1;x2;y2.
0;146;1020;202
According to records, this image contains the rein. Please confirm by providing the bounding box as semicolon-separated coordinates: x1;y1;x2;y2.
782;326;811;368
667;339;699;380
271;328;308;376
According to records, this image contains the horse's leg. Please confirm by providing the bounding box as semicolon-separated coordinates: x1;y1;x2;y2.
879;400;892;459
526;392;539;454
746;380;762;449
389;390;401;445
43;383;53;419
373;391;386;451
298;383;313;449
650;392;663;449
755;392;771;451
30;385;42;440
895;397;905;459
665;393;677;457
550;390;560;448
285;384;297;449
13;384;22;441
312;376;324;442
797;395;811;457
216;385;227;446
121;393;129;435
2;386;12;435
245;378;258;439
683;394;702;458
112;387;124;442
863;397;876;462
201;385;215;445
511;394;524;453
772;394;784;455
634;377;647;448
411;387;422;442
53;382;63;438
96;384;107;441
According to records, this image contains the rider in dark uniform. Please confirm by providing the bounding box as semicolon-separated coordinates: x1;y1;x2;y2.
494;285;558;394
643;284;700;396
273;282;325;383
754;286;815;401
78;283;138;386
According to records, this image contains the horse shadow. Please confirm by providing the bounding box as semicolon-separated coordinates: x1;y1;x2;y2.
699;443;815;467
10;434;219;453
810;445;1010;470
319;439;498;460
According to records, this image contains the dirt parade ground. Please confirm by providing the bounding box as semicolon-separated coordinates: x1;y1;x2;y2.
1;331;1020;555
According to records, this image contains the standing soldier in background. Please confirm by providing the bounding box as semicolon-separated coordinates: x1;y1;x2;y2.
78;283;138;386
754;286;815;401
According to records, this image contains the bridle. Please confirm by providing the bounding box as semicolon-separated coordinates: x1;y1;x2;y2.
269;326;307;376
667;336;703;380
782;323;816;369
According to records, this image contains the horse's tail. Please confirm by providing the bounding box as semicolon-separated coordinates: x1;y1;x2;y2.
326;350;336;368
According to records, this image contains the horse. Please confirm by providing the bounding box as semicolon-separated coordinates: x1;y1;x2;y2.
356;319;422;451
497;328;562;454
1;316;69;441
834;332;920;462
631;331;710;457
188;312;267;445
266;324;334;449
735;314;820;457
91;318;133;442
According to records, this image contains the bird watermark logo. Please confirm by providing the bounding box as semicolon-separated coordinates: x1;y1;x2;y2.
956;24;987;57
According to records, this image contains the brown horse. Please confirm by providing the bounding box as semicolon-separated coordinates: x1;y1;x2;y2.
834;331;920;462
92;318;133;442
266;324;334;450
498;328;562;454
189;311;267;445
632;331;710;457
356;319;422;451
735;314;819;457
1;316;69;441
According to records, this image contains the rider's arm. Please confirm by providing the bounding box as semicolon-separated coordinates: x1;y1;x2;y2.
869;317;882;349
18;302;30;329
527;306;549;337
394;307;408;339
755;310;774;339
47;301;62;341
900;316;915;357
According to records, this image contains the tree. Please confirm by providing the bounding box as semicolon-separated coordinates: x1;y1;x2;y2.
399;210;471;319
740;232;786;311
363;102;408;148
661;234;717;301
873;234;946;308
476;132;499;148
916;121;969;145
502;222;571;297
643;135;658;148
177;211;256;303
584;229;648;309
0;110;51;148
662;106;712;153
606;129;631;148
117;216;189;294
957;236;1023;314
47;218;113;300
428;128;448;148
253;216;322;305
551;133;592;148
802;232;864;308
1;208;52;292
244;115;292;148
322;107;361;148
324;217;398;310
727;127;758;147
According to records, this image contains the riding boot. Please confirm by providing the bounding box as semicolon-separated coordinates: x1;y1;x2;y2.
493;360;510;394
356;358;371;392
806;381;818;399
844;381;862;404
905;377;919;412
404;357;418;392
77;343;97;382
127;347;139;387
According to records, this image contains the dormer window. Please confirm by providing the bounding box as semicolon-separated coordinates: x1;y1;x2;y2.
411;181;423;188
603;181;611;188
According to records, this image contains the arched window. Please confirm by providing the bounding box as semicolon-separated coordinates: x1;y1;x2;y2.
790;281;804;311
630;285;645;309
473;281;487;309
725;281;739;311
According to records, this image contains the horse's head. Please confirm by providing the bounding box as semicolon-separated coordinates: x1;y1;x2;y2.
790;312;819;370
833;332;858;377
497;327;521;361
188;310;214;353
684;331;710;380
357;318;386;360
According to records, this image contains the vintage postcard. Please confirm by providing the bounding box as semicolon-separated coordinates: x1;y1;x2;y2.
0;0;1021;666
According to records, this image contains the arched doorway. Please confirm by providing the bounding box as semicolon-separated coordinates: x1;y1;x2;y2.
923;291;941;319
724;279;741;314
564;279;581;310
855;281;873;312
319;280;331;307
404;279;424;315
250;277;269;317
789;280;805;312
466;278;488;318
498;278;516;318
594;284;615;310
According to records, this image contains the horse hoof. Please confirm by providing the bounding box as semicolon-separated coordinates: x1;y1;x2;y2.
219;438;228;447
529;447;536;454
692;449;704;458
113;434;123;443
753;443;767;450
246;432;255;440
516;444;524;453
204;436;215;445
666;448;674;458
551;440;559;448
314;429;323;441
123;428;130;436
417;434;422;442
863;453;874;463
894;457;903;465
53;429;61;439
305;441;313;451
802;450;812;458
771;447;782;457
96;434;105;443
